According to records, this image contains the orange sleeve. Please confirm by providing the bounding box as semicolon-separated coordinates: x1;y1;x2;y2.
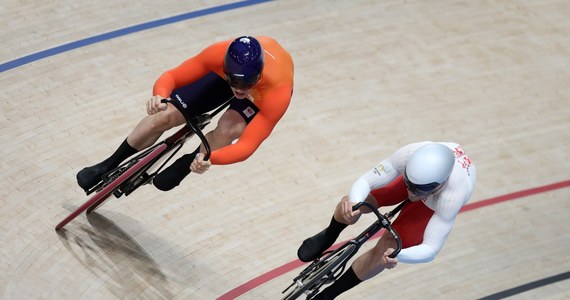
209;85;293;165
152;41;228;97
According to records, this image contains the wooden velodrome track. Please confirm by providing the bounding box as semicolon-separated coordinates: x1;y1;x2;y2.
1;0;569;299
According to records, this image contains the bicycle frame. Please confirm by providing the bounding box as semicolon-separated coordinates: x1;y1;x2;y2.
282;199;409;299
55;97;233;230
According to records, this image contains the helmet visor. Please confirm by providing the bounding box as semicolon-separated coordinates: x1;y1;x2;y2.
225;73;260;90
403;172;444;197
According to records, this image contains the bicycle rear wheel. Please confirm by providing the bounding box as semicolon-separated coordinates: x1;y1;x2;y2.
282;243;356;300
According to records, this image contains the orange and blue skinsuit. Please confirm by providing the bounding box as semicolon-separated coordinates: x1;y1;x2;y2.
152;36;294;165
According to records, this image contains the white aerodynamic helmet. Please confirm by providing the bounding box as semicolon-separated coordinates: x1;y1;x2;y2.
403;143;455;196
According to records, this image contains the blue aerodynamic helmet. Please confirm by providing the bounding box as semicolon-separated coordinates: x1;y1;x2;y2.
223;36;264;90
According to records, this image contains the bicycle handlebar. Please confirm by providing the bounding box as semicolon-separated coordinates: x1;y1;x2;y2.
161;99;213;161
352;201;404;258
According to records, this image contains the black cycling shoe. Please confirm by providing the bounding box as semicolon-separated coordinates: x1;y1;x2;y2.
297;228;336;262
76;163;113;192
153;154;193;191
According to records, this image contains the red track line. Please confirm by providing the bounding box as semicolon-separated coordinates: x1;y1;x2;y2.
460;180;570;212
218;179;570;299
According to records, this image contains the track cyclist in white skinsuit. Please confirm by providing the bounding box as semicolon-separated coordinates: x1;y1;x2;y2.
297;141;476;299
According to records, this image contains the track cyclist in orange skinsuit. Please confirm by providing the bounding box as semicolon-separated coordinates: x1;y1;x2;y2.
77;36;294;192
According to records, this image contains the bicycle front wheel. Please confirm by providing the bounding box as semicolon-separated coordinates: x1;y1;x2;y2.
85;143;168;214
282;243;357;300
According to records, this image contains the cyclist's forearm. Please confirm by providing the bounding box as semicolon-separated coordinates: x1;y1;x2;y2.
397;244;436;263
348;177;371;203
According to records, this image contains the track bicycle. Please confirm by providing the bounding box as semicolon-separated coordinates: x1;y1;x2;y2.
55;97;232;230
281;199;410;299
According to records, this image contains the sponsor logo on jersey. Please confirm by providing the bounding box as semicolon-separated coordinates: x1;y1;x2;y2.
374;163;386;176
175;94;188;109
453;146;473;176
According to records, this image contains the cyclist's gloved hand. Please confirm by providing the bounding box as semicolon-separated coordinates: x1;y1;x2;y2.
147;95;169;115
191;152;211;174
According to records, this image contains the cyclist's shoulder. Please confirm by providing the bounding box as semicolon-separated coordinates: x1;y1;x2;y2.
430;176;474;217
258;36;294;64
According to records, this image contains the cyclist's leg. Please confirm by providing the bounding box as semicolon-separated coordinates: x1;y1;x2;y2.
312;232;397;300
76;91;184;192
334;202;433;279
348;176;424;276
298;176;409;263
153;72;250;191
304;176;407;299
284;243;357;300
202;97;259;149
297;195;353;262
127;103;185;150
77;138;138;192
317;196;434;299
311;265;363;300
297;191;374;263
153;97;259;190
